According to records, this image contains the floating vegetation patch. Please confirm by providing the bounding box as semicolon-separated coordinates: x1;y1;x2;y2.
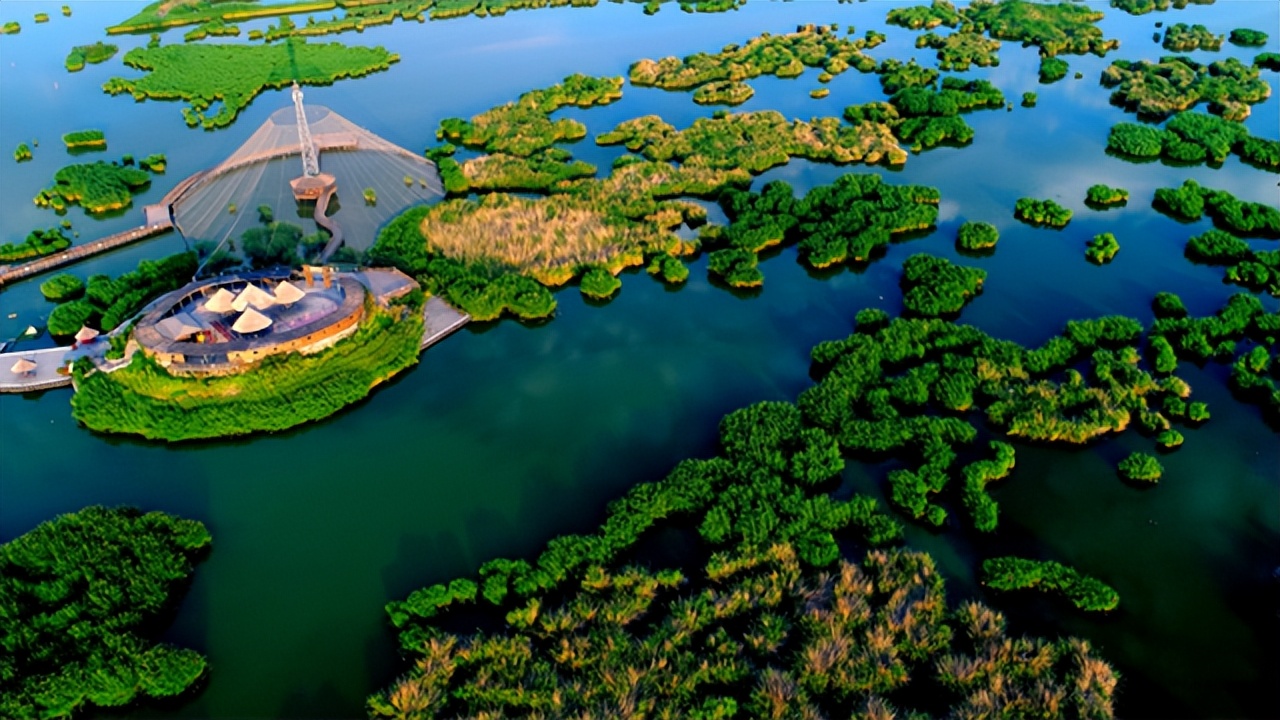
1101;55;1272;121
34;160;152;214
65;41;118;72
439;74;622;156
103;39;399;129
1162;23;1223;52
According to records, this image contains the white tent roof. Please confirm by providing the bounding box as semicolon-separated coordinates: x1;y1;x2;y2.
273;280;306;305
10;358;36;374
203;287;236;314
74;326;100;343
231;307;273;334
232;284;276;312
156;312;204;341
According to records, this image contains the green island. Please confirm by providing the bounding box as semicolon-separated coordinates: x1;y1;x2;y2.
1257;52;1280;72
0;227;72;264
963;0;1118;56
1086;183;1130;207
0;506;211;719
47;253;197;336
861;77;1007;152
1022;91;1037;107
1228;28;1269;47
1039;55;1069;83
62;129;107;150
1086;232;1121;264
1101;55;1272;121
1157;428;1185;448
1110;0;1213;15
886;0;961;30
34;12;50;23
809;87;830;99
692;80;754;106
62;5;71;16
34;159;152;214
183;18;242;41
65;42;119;72
957;220;999;250
139;153;167;172
39;273;86;302
1184;228;1280;296
14;142;32;162
1153;179;1280;237
916;28;1003;71
1162;23;1223;52
2;20;20;34
370;319;1122;717
438;74;622;156
1118;451;1163;482
1014;197;1073;227
71;291;424;441
628;25;883;93
981;557;1120;611
899;253;986;317
1105;112;1280;167
102;39;400;129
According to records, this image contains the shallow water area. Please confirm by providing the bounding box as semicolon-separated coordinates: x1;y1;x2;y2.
1;1;1278;717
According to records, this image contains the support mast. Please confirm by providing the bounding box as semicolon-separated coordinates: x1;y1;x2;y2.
292;82;320;177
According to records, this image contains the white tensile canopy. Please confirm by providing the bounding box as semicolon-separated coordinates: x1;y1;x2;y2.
156;312;204;341
273;280;306;305
74;326;100;343
203;287;236;314
231;307;273;334
232;284;276;312
10;357;37;374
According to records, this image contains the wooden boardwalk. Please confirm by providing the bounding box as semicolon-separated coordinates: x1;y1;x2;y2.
0;221;174;287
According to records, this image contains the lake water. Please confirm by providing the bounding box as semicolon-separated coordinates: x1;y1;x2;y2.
1;1;1277;717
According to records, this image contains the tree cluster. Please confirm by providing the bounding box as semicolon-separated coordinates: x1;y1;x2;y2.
48;252;196;336
34;159;152;214
0;506;211;718
1101;55;1271;121
1154;179;1280;237
0;227;71;264
1161;23;1223;51
981;557;1120;611
1014;197;1073;227
900;253;987;317
1086;232;1120;264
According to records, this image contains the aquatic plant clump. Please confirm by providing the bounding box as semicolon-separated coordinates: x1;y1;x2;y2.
1153;179;1280;237
65;41;118;72
709;174;940;281
0;506;211;719
1014;197;1072;227
439;74;622;156
963;0;1119;56
62;129;106;149
916;28;1002;71
13;143;32;162
981;557;1120;611
1229;28;1269;47
1162;23;1223;52
900;253;986;317
1184;228;1280;296
1256;53;1280;72
957;220;999;250
71;294;424;441
886;0;962;30
1110;0;1214;15
692;80;754;106
628;25;882;92
1086;232;1121;264
39;273;86;302
1086;184;1129;207
1118;451;1163;481
34;160;152;214
103;39;400;130
1039;55;1069;83
1101;55;1272;121
579;266;622;299
0;227;72;264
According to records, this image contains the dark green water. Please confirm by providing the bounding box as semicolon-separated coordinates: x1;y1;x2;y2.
1;1;1277;717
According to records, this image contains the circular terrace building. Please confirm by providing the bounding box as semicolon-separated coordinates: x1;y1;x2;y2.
133;267;418;373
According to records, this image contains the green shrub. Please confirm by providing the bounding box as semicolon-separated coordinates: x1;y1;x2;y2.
1039;56;1068;83
0;227;71;263
900;253;986;317
956;221;998;251
1085;232;1120;264
1152;291;1187;319
1156;429;1184;448
1086;184;1129;207
14;143;32;162
1014;197;1072;227
981;556;1120;611
1021;92;1037;107
1117;451;1162;482
39;273;85;302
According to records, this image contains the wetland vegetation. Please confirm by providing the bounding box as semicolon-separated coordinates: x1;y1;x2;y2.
1101;55;1272;121
981;557;1120;612
956;220;999;250
62;129;107;150
65;42;119;72
1086;232;1121;264
0;227;72;264
103;39;400;129
47;252;197;336
1161;23;1223;52
34;160;153;215
0;506;211;719
1014;197;1073;227
1085;184;1129;207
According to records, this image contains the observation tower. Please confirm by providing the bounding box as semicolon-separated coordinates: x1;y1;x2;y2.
287;82;337;202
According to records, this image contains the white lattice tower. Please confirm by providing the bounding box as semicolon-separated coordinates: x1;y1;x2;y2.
292;82;320;177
